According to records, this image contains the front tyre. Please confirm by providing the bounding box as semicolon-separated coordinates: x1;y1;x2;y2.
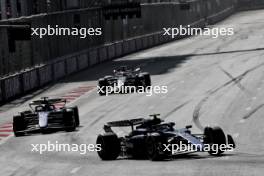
98;78;107;96
96;133;120;160
72;106;80;127
204;126;226;156
146;135;164;161
13;115;26;137
64;111;76;132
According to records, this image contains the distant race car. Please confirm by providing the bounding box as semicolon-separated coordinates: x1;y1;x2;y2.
97;66;151;96
13;97;79;137
96;114;235;161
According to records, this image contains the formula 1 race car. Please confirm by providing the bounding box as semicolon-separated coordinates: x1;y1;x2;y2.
97;66;151;96
96;114;235;161
13;97;80;137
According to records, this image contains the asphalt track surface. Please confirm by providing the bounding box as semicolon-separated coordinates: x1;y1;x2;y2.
0;9;264;176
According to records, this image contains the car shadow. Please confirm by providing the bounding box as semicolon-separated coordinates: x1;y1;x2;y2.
15;127;81;137
115;152;235;162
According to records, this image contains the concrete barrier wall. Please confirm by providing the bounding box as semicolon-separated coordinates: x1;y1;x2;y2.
2;75;22;100
237;0;264;10
107;44;116;60
115;42;123;58
66;57;78;74
77;53;89;70
53;60;66;80
39;64;53;86
22;69;39;92
98;47;108;63
0;0;237;103
89;49;99;66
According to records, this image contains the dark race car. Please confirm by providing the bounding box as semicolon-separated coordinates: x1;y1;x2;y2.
96;114;236;161
13;97;80;137
97;66;151;96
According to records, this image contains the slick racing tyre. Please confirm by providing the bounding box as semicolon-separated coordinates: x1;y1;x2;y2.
72;106;80;127
64;111;76;132
96;133;120;160
204;126;226;156
98;78;107;96
13;115;26;137
139;72;151;88
146;135;164;161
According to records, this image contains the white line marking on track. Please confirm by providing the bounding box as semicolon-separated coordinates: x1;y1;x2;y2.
70;167;81;174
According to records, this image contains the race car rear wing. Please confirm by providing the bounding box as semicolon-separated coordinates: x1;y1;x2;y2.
103;114;163;132
107;118;144;127
29;97;67;110
103;118;144;132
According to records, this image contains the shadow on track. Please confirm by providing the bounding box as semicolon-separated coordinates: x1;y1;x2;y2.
114;153;235;162
60;47;264;83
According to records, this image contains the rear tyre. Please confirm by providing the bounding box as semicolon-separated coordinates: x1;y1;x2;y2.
204;126;226;156
143;73;151;87
96;133;120;160
13;115;26;137
139;72;151;89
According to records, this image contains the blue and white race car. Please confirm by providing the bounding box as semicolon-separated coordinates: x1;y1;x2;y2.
97;114;236;160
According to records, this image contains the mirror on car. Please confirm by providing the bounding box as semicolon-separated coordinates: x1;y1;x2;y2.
185;125;192;129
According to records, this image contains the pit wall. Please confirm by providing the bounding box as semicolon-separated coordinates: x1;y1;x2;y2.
0;0;236;103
